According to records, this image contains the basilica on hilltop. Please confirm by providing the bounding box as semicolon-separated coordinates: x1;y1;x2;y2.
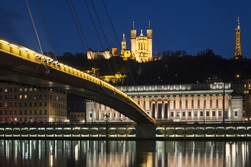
121;21;153;63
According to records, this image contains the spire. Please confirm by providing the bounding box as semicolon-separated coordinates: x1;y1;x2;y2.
148;21;151;29
237;16;240;29
133;21;135;29
123;33;125;40
140;29;143;36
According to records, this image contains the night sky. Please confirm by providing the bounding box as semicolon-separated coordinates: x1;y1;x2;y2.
0;0;250;59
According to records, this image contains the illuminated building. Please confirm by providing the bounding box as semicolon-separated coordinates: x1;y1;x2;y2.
0;83;67;123
86;83;243;123
121;21;153;63
234;16;243;59
87;48;114;60
99;73;127;84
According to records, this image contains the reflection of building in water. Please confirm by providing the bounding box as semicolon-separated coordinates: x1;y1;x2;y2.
86;83;243;123
0;83;67;123
0;140;249;167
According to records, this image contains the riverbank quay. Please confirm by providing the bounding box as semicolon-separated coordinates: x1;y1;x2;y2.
1;122;251;140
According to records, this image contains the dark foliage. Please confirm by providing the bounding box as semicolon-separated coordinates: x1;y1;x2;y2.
56;49;251;86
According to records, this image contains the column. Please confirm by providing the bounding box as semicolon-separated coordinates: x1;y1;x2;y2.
155;99;157;119
161;98;164;119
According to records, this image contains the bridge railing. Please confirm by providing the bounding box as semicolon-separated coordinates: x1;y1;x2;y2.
0;38;153;122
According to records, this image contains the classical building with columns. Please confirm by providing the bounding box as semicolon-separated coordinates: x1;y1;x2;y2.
86;83;243;123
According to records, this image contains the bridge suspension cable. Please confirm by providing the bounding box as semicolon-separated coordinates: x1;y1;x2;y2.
101;0;136;85
67;0;95;69
25;0;50;74
36;0;57;61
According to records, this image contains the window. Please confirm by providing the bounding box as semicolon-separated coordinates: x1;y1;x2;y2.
90;113;92;118
200;111;203;116
212;111;215;116
20;110;22;115
188;112;191;117
194;112;197;116
219;111;222;116
206;111;209;116
234;111;238;117
170;112;174;117
44;110;47;115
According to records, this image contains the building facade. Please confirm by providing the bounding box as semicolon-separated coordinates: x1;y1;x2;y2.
121;21;153;63
0;83;67;123
86;83;243;123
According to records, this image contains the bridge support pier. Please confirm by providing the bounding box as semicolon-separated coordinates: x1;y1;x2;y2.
136;124;156;140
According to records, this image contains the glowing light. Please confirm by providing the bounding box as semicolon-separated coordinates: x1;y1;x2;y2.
19;47;28;51
0;40;9;45
10;44;19;48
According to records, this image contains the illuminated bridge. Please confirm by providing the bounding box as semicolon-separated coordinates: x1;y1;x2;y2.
0;38;155;124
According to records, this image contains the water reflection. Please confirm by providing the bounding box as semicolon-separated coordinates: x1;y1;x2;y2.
0;140;250;167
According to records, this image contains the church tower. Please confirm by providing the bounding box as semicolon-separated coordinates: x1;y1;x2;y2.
131;21;137;59
147;21;153;60
234;16;242;59
121;33;126;50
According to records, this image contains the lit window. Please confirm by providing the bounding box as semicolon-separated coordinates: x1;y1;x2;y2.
19;95;22;99
19;88;22;92
4;88;7;92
